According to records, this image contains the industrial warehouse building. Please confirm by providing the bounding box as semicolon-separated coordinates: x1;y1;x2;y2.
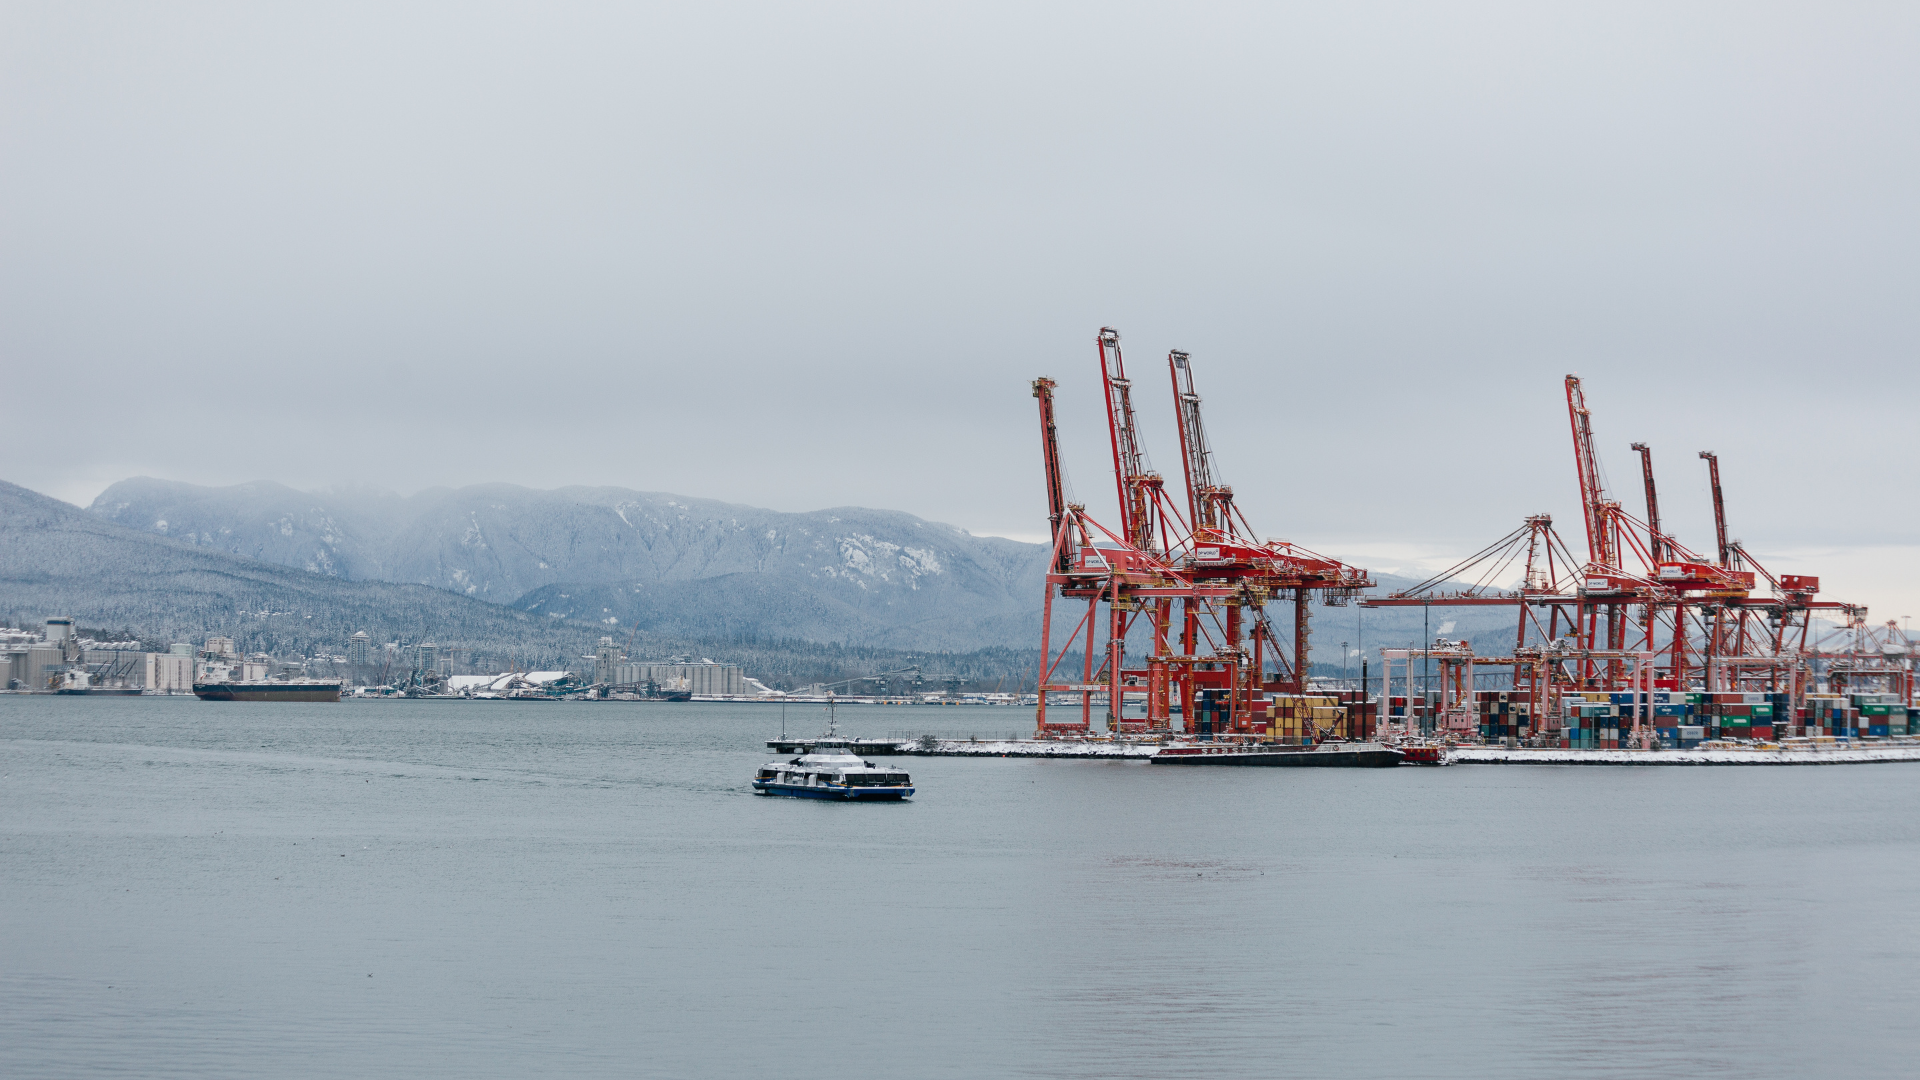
608;662;745;696
591;639;745;695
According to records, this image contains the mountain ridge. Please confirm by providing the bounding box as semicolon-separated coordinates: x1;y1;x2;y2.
0;479;1061;689
77;476;1526;663
88;477;1050;651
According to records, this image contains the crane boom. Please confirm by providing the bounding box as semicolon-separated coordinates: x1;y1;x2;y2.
1097;327;1160;554
1032;377;1073;575
1630;442;1665;562
1700;451;1730;568
1169;350;1232;535
1564;375;1618;567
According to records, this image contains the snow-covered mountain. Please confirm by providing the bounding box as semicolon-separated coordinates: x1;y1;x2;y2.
83;477;1525;660
0;479;1060;687
88;479;1051;651
0;479;564;658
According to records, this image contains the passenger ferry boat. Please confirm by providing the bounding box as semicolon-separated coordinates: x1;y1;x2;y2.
752;700;914;800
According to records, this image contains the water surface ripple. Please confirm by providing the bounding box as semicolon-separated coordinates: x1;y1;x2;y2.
4;696;1916;1078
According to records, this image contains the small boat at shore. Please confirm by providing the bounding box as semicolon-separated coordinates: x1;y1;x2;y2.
1151;741;1404;768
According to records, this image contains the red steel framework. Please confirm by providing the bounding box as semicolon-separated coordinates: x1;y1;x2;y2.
1361;374;1867;735
1812;616;1916;702
1032;329;1372;737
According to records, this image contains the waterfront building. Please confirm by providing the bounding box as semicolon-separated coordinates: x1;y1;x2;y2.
594;637;622;684
609;660;745;696
146;652;193;692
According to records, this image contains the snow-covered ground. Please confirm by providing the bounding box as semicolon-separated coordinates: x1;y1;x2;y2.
1450;745;1920;766
888;740;1920;765
900;740;1159;758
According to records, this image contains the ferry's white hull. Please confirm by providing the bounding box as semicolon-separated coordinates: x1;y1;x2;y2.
751;780;912;800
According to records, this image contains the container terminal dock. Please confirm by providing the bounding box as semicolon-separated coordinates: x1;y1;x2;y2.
992;327;1918;766
12;325;1914;771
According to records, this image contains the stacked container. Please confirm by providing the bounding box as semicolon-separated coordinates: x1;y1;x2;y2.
1324;690;1378;740
1558;690;1708;748
1385;694;1434;729
1690;691;1777;740
1561;692;1618;748
1474;690;1532;745
1851;693;1907;738
1265;695;1345;745
1193;689;1230;739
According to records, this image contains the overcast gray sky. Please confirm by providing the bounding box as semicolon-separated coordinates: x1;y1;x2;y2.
4;3;1916;614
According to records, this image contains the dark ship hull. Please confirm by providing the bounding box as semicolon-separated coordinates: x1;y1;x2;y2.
193;681;342;702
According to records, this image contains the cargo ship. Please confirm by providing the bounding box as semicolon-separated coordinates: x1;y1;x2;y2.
614;681;692;702
52;670;144;695
193;679;342;702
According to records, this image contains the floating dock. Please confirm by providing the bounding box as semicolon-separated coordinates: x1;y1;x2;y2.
765;738;916;756
772;738;1159;758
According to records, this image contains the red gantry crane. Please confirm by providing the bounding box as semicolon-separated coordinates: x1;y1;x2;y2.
1364;374;1860;743
1030;362;1226;735
1030;329;1373;739
1161;349;1372;731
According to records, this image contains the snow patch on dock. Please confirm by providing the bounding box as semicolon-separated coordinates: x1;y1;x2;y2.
1451;746;1920;766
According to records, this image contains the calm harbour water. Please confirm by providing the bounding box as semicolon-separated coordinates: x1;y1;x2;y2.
4;694;1919;1079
